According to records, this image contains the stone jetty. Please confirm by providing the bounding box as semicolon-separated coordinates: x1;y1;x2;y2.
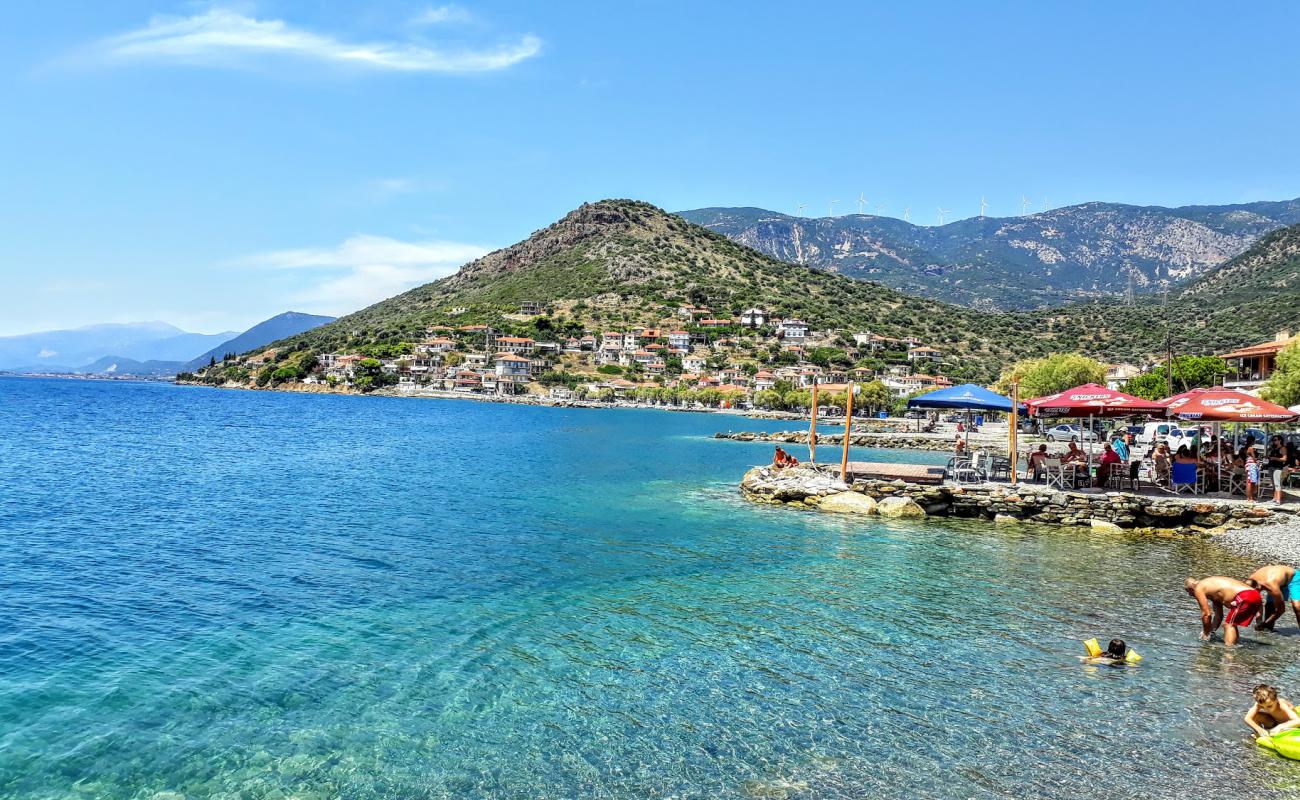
740;463;1297;536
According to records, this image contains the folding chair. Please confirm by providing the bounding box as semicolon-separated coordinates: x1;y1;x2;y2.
1171;462;1199;494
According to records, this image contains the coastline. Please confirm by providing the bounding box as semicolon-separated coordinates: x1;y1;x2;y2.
173;378;816;421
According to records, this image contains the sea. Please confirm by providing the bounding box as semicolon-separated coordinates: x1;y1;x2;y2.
1;376;1298;798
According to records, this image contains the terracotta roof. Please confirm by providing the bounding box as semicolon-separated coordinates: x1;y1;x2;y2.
496;336;535;344
495;354;532;362
1219;336;1296;359
909;346;941;353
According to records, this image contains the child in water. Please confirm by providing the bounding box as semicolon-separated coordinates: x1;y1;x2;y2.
1246;684;1300;739
1084;638;1132;666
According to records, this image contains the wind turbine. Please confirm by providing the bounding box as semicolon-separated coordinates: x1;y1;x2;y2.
796;203;806;217
979;196;988;218
857;193;868;214
828;199;840;216
1042;197;1050;212
937;206;950;225
1020;195;1030;215
875;202;887;215
903;207;911;223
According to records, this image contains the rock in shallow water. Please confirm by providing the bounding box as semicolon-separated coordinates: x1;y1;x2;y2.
818;492;878;515
876;496;926;518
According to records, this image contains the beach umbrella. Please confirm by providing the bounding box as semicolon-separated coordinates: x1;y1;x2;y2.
1024;384;1166;418
906;383;1024;413
1160;388;1298;423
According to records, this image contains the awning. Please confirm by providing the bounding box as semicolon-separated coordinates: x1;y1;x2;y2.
906;383;1024;412
1025;383;1166;418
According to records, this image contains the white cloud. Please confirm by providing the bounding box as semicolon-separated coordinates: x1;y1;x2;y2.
410;5;474;26
89;7;540;73
241;234;491;315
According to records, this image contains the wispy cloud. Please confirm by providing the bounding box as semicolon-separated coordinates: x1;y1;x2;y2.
240;234;491;313
409;5;475;26
86;7;540;73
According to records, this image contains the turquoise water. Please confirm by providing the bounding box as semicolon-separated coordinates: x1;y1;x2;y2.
2;377;1299;798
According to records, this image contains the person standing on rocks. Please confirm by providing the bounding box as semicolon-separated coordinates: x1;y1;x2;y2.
1247;565;1300;631
1185;576;1262;645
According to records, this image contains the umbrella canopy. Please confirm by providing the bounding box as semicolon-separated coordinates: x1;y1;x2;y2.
1025;383;1166;418
1161;387;1298;423
906;383;1024;412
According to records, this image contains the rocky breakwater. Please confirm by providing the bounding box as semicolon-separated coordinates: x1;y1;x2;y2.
740;464;1294;535
719;429;1005;454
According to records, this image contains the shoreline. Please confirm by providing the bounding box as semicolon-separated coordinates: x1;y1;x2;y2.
174;378;827;421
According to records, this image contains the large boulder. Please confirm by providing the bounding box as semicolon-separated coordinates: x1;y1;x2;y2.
819;492;878;515
1090;519;1124;533
876;496;926;519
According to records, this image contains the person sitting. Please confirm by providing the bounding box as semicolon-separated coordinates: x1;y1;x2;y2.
1174;445;1198;465
1246;684;1300;739
1151;444;1172;487
1064;441;1086;463
1027;444;1049;480
773;446;799;468
1096;443;1122;487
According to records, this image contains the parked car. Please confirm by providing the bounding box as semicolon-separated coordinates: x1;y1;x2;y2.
1045;424;1099;443
1136;422;1186;445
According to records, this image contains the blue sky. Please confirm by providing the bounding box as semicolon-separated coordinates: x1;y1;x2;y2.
2;1;1298;335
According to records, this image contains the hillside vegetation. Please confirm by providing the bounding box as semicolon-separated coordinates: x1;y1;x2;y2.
256;200;1300;382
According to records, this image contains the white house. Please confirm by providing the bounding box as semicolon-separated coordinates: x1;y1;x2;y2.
779;319;809;340
494;353;532;383
907;345;942;362
666;330;691;350
753;370;777;391
495;336;536;355
683;355;707;372
739;308;768;327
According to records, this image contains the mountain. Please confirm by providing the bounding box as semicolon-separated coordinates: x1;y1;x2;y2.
678;198;1300;310
182;312;335;371
4;355;185;377
0;322;237;371
238;201;1300;383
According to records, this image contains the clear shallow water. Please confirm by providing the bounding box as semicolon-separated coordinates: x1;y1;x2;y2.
2;378;1299;799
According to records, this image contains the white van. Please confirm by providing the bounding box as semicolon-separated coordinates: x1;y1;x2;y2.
1136;422;1187;445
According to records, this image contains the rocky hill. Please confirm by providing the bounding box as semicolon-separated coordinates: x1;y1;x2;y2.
249;201;1300;382
679;198;1300;310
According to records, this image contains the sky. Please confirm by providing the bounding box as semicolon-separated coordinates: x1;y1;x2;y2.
2;1;1299;336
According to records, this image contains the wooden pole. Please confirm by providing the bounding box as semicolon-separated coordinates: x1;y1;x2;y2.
1010;381;1020;483
809;381;819;464
840;381;855;482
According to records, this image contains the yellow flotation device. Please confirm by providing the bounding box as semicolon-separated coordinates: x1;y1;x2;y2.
1083;638;1142;662
1258;730;1300;760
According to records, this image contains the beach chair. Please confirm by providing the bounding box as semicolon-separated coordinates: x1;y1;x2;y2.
1222;467;1245;496
949;456;981;484
1043;457;1069;490
1171;462;1200;494
986;455;1012;482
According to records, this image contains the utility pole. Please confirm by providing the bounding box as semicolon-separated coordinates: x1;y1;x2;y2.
1164;289;1173;398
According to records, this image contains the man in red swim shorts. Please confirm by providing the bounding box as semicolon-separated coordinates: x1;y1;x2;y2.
1185;576;1262;646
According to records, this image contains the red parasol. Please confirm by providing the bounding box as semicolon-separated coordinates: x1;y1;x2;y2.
1025;383;1167;418
1160;387;1298;423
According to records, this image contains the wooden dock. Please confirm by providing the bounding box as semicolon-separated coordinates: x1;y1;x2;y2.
844;461;947;485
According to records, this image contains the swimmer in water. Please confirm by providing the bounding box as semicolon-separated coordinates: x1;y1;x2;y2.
1084;638;1131;666
1246;684;1300;739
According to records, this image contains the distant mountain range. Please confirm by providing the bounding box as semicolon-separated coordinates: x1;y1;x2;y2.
678;198;1300;310
0;322;236;373
1;312;334;377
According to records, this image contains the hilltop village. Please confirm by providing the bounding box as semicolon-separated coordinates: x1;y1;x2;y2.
190;301;973;411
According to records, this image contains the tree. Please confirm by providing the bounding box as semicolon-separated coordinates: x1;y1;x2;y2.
1263;341;1300;409
752;389;785;410
995;353;1106;399
857;380;892;414
1124;356;1228;400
